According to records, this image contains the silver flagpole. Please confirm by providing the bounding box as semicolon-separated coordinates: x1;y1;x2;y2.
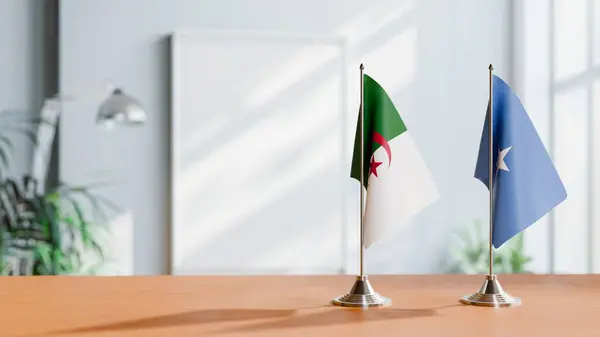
459;64;521;307
360;63;365;277
488;64;494;278
331;63;390;308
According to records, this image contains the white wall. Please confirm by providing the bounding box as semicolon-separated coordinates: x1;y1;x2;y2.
59;0;512;275
0;0;48;178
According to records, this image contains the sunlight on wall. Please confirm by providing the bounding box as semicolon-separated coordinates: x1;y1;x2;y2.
177;42;344;158
336;0;413;46
242;43;343;112
176;79;341;265
361;27;417;99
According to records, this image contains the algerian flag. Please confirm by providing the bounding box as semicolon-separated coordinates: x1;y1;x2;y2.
351;74;439;248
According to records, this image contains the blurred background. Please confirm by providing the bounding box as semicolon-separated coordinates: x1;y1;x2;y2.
0;0;594;276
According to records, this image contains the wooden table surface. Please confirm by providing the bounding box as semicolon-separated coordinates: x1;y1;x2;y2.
1;275;599;337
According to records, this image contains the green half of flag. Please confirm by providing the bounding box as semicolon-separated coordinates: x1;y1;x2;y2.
351;74;407;187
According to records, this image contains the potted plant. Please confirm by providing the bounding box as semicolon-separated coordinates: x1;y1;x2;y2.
445;219;532;274
0;110;117;275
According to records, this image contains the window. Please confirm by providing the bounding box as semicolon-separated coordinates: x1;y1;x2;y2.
517;0;600;274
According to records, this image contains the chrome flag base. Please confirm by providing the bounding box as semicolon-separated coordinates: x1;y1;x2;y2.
331;275;391;308
460;274;521;307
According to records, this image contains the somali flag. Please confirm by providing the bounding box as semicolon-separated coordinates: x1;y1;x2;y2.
474;75;567;248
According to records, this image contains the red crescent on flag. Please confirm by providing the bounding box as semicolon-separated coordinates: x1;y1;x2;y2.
372;131;392;167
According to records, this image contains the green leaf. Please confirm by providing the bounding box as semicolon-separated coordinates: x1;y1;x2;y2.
52;249;63;275
61;194;98;244
51;182;119;222
34;244;53;274
0;174;116;275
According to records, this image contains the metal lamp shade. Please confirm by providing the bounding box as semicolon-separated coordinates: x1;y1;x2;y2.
96;88;147;128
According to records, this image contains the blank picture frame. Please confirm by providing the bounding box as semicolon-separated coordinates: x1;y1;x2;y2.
170;30;353;275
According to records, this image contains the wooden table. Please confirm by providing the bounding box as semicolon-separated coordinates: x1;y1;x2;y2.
2;275;599;336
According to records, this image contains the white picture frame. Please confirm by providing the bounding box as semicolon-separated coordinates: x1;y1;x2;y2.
169;30;353;275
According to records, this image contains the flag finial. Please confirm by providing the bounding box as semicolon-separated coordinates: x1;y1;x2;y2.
360;63;364;70
489;64;494;71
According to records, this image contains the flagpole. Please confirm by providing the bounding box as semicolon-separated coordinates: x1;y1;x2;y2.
488;64;494;277
331;63;390;308
459;64;520;307
359;63;365;277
